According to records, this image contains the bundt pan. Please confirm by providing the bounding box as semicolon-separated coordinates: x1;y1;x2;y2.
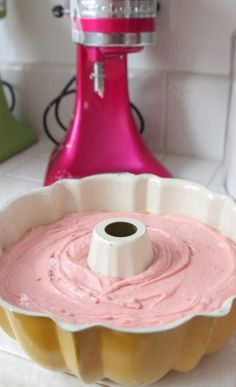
0;174;235;386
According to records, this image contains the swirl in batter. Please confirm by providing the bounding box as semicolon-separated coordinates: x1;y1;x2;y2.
0;212;235;328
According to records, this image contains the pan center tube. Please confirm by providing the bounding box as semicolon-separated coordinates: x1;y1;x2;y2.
87;217;153;279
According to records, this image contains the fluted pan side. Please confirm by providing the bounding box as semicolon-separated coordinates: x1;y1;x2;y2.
0;174;235;384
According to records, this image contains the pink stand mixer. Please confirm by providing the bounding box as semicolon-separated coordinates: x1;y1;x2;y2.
44;0;171;185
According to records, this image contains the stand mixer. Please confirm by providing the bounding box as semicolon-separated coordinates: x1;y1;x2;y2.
45;0;171;185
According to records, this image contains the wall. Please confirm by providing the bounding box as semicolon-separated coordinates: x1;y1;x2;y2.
0;0;235;161
0;0;235;74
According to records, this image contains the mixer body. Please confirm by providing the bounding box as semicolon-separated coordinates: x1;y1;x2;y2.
44;0;171;185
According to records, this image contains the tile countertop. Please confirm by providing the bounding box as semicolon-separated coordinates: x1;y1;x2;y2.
0;134;235;387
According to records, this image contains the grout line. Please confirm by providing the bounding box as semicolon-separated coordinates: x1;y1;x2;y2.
2;173;43;184
154;152;165;162
163;153;222;164
163;72;169;154
0;348;31;363
4;172;44;184
0;158;32;176
0;149;50;177
207;161;223;187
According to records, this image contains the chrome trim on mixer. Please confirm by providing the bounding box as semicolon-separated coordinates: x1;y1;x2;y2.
73;0;158;19
72;30;155;46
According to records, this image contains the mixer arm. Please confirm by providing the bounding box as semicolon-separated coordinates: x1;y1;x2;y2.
52;2;105;98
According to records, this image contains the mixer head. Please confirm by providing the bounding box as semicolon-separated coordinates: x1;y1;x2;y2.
70;0;158;96
71;0;158;47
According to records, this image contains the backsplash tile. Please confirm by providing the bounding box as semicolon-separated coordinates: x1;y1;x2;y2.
1;63;75;139
0;63;26;123
0;349;89;387
7;152;50;183
0;329;26;359
163;155;219;185
22;63;75;138
0;175;41;209
166;73;229;160
0;0;235;76
0;64;229;161
129;70;167;152
208;164;227;195
0;134;51;176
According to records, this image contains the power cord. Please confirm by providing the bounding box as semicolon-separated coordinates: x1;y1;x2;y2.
55;76;76;132
1;80;16;112
43;76;145;145
130;102;145;135
43;76;145;144
43;76;76;145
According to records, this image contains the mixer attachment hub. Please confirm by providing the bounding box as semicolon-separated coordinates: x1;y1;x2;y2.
90;62;105;97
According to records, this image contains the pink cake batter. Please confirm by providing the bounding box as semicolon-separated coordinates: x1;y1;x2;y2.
0;211;236;328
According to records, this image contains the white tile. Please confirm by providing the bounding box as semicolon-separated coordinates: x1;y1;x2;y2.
163;0;235;75
129;0;236;75
1;63;229;160
0;134;53;176
0;64;26;123
0;328;27;359
0;350;95;387
163;155;219;185
151;333;236;387
7;153;50;182
0;176;42;209
166;73;229;160
0;332;235;387
1;0;236;75
0;1;74;65
1;62;75;142
129;70;167;152
154;152;166;161
208;164;227;195
22;63;75;137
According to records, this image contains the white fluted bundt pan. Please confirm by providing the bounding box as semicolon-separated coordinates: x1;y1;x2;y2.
0;174;235;385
